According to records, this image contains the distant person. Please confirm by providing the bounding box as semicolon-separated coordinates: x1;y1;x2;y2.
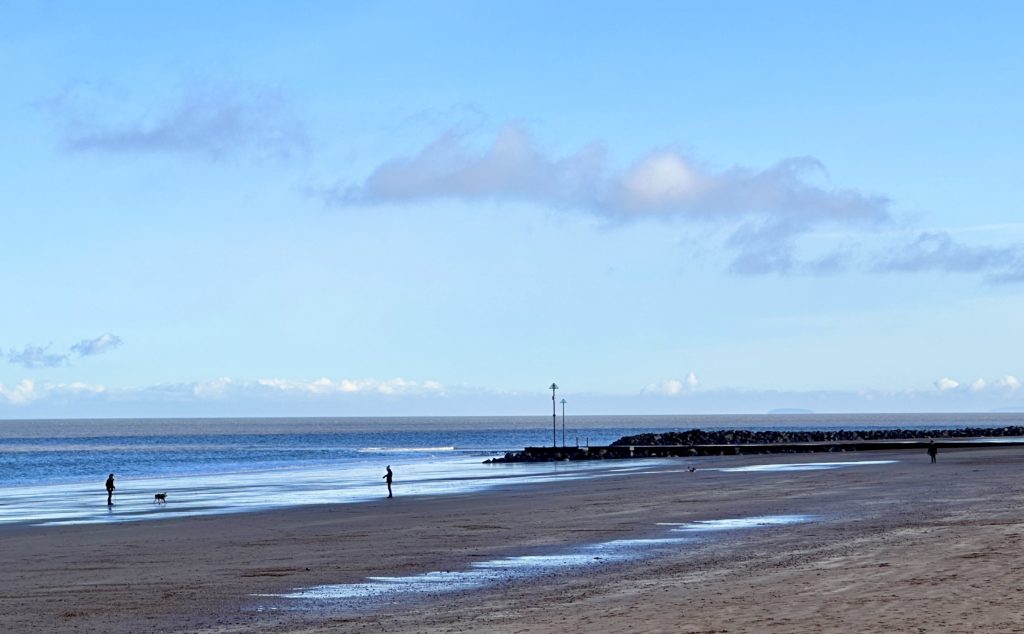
105;473;115;505
383;465;393;498
927;441;938;464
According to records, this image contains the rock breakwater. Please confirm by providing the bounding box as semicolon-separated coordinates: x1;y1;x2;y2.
486;426;1024;463
610;426;1024;447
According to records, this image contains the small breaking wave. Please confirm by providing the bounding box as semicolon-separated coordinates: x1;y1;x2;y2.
356;446;456;453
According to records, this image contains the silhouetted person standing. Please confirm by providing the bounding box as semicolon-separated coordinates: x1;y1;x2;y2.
927;441;938;464
105;473;115;505
383;465;393;498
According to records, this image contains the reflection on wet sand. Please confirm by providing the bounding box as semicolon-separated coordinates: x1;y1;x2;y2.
262;515;814;608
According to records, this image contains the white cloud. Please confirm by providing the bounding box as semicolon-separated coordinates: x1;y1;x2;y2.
995;375;1022;391
43;82;308;161
0;380;108;405
642;372;699;396
618;152;703;210
192;377;235;399
320;123;1024;283
3;374;1024;416
334;125;887;222
320;125;605;208
62;381;107;394
5;333;122;368
0;376;449;408
873;231;1024;283
0;379;39;404
936;375;1021;394
256;377;447;396
4;344;67;368
70;333;122;357
321;124;894;275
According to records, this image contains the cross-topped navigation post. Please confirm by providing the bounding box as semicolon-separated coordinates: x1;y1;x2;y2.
549;382;559;448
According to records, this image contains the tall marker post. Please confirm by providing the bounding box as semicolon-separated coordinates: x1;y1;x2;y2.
560;398;567;447
549;383;558;448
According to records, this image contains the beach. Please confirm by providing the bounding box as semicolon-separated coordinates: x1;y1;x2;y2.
2;446;1023;633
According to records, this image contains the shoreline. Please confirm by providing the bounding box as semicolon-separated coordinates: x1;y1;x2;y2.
4;446;1024;632
0;455;641;529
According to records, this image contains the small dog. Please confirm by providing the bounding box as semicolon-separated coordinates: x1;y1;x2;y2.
154;492;168;504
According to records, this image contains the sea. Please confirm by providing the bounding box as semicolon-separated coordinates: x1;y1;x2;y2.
1;412;1021;527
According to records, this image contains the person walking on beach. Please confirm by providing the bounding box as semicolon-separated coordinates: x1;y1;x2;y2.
383;465;393;498
927;441;938;464
105;473;116;506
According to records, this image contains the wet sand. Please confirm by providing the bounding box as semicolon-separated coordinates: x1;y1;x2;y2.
2;447;1023;633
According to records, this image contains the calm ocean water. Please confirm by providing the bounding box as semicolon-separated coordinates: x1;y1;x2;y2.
1;413;1020;526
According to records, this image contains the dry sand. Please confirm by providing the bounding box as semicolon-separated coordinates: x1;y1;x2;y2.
2;447;1023;633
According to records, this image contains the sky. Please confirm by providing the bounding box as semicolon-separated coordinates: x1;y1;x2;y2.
2;1;1024;418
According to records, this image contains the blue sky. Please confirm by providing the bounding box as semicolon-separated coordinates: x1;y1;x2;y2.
2;1;1024;417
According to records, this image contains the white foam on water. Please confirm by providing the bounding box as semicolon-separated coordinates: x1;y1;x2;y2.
356;447;456;453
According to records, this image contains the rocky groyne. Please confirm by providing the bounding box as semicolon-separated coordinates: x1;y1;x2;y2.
610;426;1024;447
486;426;1024;463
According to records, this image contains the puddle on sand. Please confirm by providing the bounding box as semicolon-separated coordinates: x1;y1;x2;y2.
262;538;689;603
657;514;813;532
713;460;896;473
258;514;814;607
